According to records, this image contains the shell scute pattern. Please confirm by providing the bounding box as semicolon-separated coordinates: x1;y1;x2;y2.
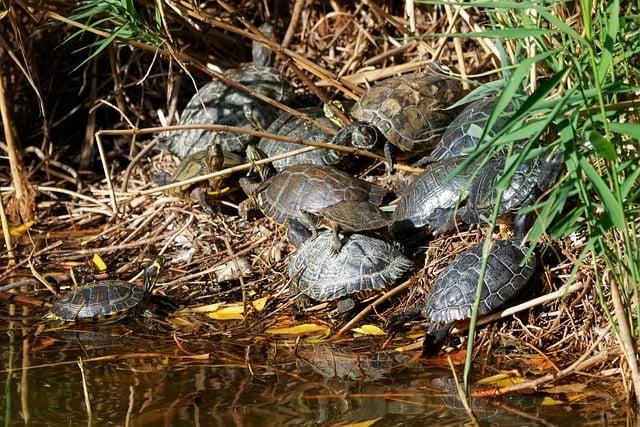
258;164;386;224
432;97;502;161
425;240;535;324
162;66;292;158
257;108;343;170
50;281;144;323
351;73;462;152
289;231;413;301
392;157;472;235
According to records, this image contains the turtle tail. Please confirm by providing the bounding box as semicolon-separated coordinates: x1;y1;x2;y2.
421;323;453;357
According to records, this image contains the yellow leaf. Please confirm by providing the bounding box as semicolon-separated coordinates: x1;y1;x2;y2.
9;220;35;237
352;324;386;336
477;373;525;387
92;254;107;271
207;304;244;320
161;357;170;365
266;323;330;336
341;417;382;427
252;296;269;312
167;317;194;327
541;396;564;406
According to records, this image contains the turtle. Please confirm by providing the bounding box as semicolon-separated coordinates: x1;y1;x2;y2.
459;149;564;225
44;257;165;324
302;200;392;252
390;239;535;356
391;156;477;238
154;144;227;216
159;23;293;159
239;164;387;229
431;97;507;161
331;73;463;170
287;220;413;310
257;107;345;171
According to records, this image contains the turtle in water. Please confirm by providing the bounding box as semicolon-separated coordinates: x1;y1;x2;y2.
390;238;535;356
159;23;293;158
459;149;564;226
257;107;345;171
431;97;507;161
391;156;477;238
154;144;227;216
287;219;413;311
44;257;165;324
302;200;392;252
238;164;386;230
331;72;463;170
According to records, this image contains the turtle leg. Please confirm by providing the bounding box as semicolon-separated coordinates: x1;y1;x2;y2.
329;224;343;253
383;142;395;173
192;187;217;217
388;308;425;332
299;211;319;240
335;298;355;314
421;323;453;357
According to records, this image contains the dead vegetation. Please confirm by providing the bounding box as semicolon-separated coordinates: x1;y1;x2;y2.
0;0;630;409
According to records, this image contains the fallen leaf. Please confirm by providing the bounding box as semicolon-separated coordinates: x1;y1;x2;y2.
10;220;35;237
352;324;386;336
477;372;525;387
177;303;221;314
341;417;381;427
266;323;330;336
92;254;107;271
252;296;269;312
167;317;194;327
544;383;587;394
207;304;244;321
541;396;564;406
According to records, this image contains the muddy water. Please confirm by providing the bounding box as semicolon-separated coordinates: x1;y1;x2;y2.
0;314;620;426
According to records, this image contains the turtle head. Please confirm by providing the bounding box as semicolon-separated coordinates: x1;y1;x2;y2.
350;123;379;150
287;219;313;249
252;23;274;67
206;144;224;171
143;256;165;293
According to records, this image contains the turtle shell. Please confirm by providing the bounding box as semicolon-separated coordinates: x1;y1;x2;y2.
289;231;413;301
460;150;563;224
254;164;387;224
431;97;505;161
424;239;535;324
162;65;293;158
351;73;463;152
316;200;390;232
257;107;344;171
166;145;224;197
48;281;146;323
392;157;474;236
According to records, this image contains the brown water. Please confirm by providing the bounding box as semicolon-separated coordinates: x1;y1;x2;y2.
0;313;622;426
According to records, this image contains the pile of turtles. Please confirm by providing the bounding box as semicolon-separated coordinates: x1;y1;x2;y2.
45;28;563;356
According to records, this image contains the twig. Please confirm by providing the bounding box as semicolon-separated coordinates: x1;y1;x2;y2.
94;133;118;216
0;188;14;265
281;0;304;48
77;358;93;427
448;356;479;426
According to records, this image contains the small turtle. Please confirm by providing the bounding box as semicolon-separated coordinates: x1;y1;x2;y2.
288;221;413;310
303;201;391;252
459;149;563;225
391;239;535;356
154;144;226;216
431;97;507;161
332;73;463;169
44;257;165;324
160;24;293;158
391;156;476;237
257;107;345;171
239;164;386;228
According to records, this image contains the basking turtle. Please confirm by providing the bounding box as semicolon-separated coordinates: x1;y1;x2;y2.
303;200;391;252
459;149;563;225
154;144;226;216
431;97;506;161
332;73;463;169
257;107;345;171
391;239;535;356
160;23;293;158
239;164;386;228
288;221;413;309
391;156;476;237
44;257;165;324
